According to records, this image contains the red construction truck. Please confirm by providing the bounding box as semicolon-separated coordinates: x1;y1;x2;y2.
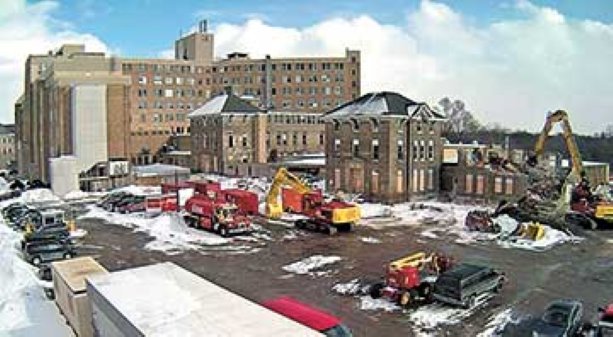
222;189;259;215
183;195;251;237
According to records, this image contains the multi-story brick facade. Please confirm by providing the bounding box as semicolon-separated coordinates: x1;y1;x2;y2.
0;124;16;170
16;20;360;182
190;94;325;176
323;92;445;203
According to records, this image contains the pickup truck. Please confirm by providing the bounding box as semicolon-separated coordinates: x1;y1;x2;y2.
432;263;505;308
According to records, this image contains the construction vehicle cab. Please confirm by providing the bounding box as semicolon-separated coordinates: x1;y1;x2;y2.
266;167;360;234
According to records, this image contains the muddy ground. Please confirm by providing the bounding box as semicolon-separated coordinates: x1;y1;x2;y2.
77;211;613;337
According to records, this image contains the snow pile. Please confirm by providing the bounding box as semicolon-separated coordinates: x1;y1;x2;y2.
113;185;161;196
282;255;342;276
63;190;103;201
476;309;516;337
0;219;72;336
498;225;582;252
359;296;399;312
409;293;493;335
21;189;61;204
79;206;229;253
359;203;392;219
360;236;381;244
0;177;9;192
332;279;362;295
493;215;520;235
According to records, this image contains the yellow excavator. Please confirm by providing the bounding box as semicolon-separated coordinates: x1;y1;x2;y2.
265;167;361;234
531;110;613;229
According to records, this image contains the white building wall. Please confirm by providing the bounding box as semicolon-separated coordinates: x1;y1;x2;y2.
71;85;108;173
49;156;78;197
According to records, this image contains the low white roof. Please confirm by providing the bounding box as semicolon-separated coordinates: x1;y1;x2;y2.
87;263;324;337
133;164;190;176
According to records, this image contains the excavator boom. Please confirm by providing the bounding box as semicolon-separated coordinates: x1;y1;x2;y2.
534;110;584;178
265;168;312;218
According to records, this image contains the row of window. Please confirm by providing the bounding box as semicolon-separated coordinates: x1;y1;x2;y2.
125;61;353;76
0;137;13;144
139;113;187;123
137;88;211;99
333;118;436;133
331;168;434;195
130;127;189;137
333;138;435;161
0;148;13;155
193;114;325;127
137;101;198;110
277;85;345;96
464;174;514;195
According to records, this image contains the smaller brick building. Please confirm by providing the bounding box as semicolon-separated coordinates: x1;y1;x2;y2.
322;92;446;203
0;124;16;171
189;94;325;176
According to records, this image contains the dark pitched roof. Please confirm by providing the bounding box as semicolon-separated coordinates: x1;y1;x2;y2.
323;91;445;120
188;94;260;117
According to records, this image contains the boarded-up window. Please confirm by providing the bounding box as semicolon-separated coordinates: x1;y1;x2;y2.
334;169;341;190
419;170;425;192
494;177;503;194
397;170;404;194
371;170;380;194
412;169;419;192
350;168;363;192
476;175;485;195
428;169;434;190
505;178;514;195
465;174;474;194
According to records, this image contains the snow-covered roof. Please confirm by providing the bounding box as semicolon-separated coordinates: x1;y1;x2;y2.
561;159;609;168
132;164;190;176
165;150;191;156
323;92;445;120
188;94;260;118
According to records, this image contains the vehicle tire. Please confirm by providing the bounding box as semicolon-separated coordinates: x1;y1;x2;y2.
464;295;477;309
328;226;338;236
419;283;433;300
295;220;306;229
369;283;384;299
338;223;352;233
63;253;72;260
219;226;229;238
32;257;42;266
585;218;598;230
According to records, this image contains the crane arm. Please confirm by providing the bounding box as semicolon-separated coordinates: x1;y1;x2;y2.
534;110;584;178
265;167;312;218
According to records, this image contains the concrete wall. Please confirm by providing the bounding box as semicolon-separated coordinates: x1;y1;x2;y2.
71;84;108;173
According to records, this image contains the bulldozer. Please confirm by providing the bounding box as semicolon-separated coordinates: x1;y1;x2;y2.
265;167;361;234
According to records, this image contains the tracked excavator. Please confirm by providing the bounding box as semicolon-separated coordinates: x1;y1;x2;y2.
265;168;361;234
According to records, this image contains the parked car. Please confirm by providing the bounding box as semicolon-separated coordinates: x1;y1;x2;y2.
97;192;127;208
102;193;133;212
23;240;76;266
532;300;583;337
116;196;146;213
432;263;505;308
2;202;26;217
262;296;353;337
22;224;70;249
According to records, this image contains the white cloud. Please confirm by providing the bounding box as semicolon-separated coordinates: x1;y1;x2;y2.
0;0;108;123
205;0;613;133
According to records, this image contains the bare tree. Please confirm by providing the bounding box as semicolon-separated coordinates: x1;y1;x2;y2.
436;97;481;138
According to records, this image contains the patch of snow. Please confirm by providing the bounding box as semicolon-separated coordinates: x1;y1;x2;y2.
359;203;392;219
21;189;61;204
420;229;440;239
360;236;381;244
498;225;582;252
0;177;9;192
282;255;341;276
359;296;399;312
493;215;520;235
332;279;362;296
409;293;493;335
476;309;516;337
0;217;73;336
69;229;88;238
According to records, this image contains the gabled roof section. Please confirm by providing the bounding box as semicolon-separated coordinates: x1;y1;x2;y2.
188;93;261;118
323;91;445;120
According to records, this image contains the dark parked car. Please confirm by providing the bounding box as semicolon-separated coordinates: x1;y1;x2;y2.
23;240;76;266
432;263;505;308
532;300;583;337
116;195;146;213
101;192;132;211
22;224;70;249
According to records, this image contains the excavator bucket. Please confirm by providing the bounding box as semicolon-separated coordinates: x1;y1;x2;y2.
266;202;283;219
521;222;545;241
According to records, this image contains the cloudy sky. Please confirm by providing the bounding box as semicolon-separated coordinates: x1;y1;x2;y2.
1;0;612;134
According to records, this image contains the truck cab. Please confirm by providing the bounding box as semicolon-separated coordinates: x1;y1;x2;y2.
263;296;353;337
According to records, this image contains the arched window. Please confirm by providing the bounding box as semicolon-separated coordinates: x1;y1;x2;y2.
350;118;359;131
332;119;340;131
370;118;379;132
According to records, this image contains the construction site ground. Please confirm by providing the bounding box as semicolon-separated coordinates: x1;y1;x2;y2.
77;213;613;337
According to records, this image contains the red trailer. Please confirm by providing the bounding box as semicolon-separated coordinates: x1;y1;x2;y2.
161;181;194;195
193;181;222;199
222;189;259;215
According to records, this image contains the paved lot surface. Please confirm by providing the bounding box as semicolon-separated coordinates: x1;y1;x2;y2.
76;210;613;337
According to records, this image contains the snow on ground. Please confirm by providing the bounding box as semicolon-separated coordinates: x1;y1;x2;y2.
282;255;342;276
78;206;229;253
476;309;516;337
0;218;73;337
359;296;400;312
69;228;88;238
332;279;362;295
360;236;381;244
359;203;392;219
409;293;494;336
497;226;582;252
